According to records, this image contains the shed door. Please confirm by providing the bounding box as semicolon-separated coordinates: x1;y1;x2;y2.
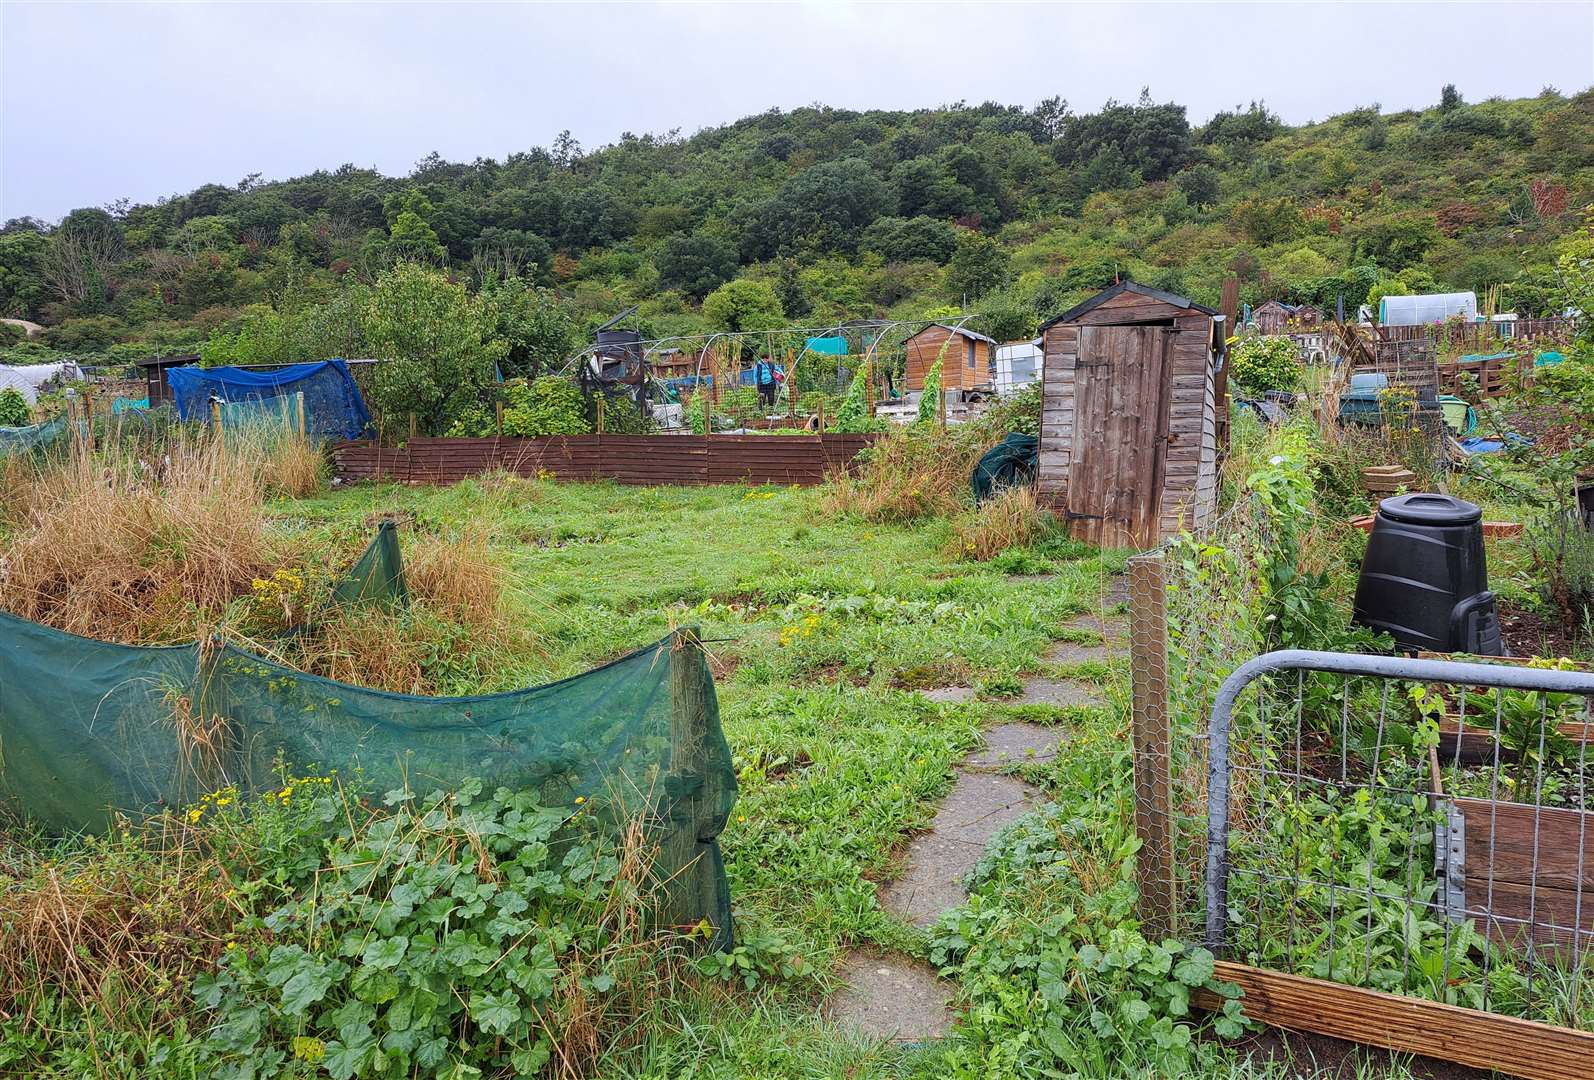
1067;325;1173;548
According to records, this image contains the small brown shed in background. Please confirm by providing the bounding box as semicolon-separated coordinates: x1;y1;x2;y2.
133;353;201;406
1037;282;1222;548
904;324;997;391
1253;300;1322;335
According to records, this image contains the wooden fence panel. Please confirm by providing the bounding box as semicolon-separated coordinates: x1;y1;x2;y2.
332;434;877;487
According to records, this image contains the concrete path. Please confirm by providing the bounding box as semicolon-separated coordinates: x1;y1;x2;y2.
827;576;1130;1044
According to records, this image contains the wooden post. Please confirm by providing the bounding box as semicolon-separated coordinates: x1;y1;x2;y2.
664;626;723;947
210;398;222;435
295;391;306;438
495;400;504;437
1128;553;1176;938
786;347;797;419
596;393;606;434
407;412;417;442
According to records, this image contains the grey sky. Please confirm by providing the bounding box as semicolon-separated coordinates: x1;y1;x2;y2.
2;1;1591;223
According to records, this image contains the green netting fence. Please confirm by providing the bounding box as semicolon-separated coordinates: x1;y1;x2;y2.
0;417;69;457
0;610;736;946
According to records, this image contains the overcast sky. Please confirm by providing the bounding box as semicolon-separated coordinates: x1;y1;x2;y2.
2;1;1591;223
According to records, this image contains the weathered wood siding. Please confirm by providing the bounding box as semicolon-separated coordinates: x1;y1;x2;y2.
332;434;877;487
1037;294;1218;548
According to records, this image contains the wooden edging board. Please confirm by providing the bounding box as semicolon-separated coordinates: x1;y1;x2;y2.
1195;961;1594;1080
1349;515;1523;537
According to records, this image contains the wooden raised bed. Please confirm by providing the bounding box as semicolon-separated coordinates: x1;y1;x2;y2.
1348;515;1523;538
1197;961;1594;1080
1446;796;1594;949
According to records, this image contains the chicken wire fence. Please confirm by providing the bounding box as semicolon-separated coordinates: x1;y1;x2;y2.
1128;525;1594;1030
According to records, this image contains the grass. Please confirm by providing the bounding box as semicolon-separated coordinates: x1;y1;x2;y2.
0;437;1510;1078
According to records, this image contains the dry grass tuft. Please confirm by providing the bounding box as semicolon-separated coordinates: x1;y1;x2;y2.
405;527;508;628
0;435;277;643
946;486;1050;561
268;527;536;695
0;820;235;1029
257;431;325;498
823;426;973;523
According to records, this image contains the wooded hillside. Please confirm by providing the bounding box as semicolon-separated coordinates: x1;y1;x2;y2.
1;84;1590;363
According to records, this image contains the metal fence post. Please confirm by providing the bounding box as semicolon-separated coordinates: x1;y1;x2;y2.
1129;552;1177;939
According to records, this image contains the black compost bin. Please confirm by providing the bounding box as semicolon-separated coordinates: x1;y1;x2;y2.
1352;493;1504;655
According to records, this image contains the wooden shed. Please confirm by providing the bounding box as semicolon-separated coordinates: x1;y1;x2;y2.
1254;300;1322;335
904;324;997;392
1037;282;1222;548
133;353;201;406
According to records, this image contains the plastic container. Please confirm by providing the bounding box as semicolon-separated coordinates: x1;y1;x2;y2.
1352;493;1503;654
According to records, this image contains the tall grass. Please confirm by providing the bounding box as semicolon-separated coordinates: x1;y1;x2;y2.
0;433;277;643
823;426;975;522
947;486;1051;561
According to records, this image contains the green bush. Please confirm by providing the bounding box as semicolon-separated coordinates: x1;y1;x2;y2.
0;387;28;427
447;376;591;437
1228;335;1300;394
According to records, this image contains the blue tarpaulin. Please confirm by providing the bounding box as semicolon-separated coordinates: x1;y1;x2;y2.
166;360;371;440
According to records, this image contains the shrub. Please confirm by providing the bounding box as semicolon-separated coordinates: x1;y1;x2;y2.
1530;513;1594;629
448;376;592;437
1228;335;1300;394
0;387;27;427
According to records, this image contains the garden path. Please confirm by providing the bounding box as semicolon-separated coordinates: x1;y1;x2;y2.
826;596;1128;1043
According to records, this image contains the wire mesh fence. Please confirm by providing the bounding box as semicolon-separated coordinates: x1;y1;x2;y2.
1199;651;1594;1030
1127;486;1594;1040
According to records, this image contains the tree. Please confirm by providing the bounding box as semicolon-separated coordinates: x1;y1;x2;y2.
742;159;894;257
386;208;447;264
0;229;48;317
1440;84;1463;112
479;277;578;380
701;279;785;334
362;262;506;434
946;231;1011;302
1053;91;1191;182
1198;102;1282;148
654;234;739;300
1175;164;1220;209
859;216;958;263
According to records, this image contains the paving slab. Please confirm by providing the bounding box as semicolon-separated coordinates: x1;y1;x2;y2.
964;722;1061;770
1063;612;1129;642
880;771;1040;926
919;685;976;704
1044;640;1115;666
827;952;954;1042
1017;677;1105;709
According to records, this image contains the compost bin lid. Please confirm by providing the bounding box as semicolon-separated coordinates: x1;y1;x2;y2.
1378;493;1482;526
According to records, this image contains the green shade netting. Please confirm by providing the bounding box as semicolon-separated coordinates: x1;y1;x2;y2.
331;522;410;609
0;611;737;947
0;417;67;457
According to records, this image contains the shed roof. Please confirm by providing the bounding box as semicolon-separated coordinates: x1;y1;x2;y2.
134;353;201;368
907;322;998;346
1040;281;1217;331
